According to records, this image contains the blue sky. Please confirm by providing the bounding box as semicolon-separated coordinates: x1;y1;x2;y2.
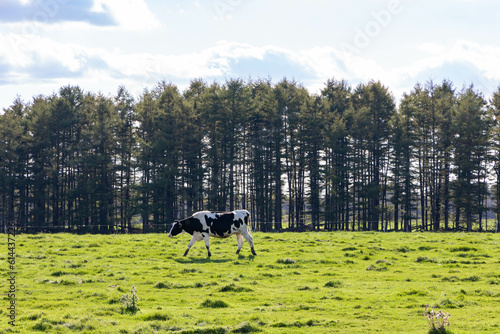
1;0;500;110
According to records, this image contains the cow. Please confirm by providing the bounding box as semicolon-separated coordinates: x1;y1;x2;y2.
168;210;256;257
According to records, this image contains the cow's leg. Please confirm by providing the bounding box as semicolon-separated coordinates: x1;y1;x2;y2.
184;235;197;256
241;230;256;255
202;234;211;257
235;233;244;254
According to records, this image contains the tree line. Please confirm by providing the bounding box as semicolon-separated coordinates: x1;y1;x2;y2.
1;78;500;233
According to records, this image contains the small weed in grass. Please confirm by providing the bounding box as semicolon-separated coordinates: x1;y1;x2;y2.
424;305;452;334
120;285;140;314
200;299;229;308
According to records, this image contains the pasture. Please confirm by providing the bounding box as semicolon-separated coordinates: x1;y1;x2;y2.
4;231;500;333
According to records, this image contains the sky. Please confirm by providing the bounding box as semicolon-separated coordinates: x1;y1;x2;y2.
1;0;500;110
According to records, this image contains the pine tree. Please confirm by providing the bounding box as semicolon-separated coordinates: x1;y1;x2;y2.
0;98;29;229
115;86;136;231
182;79;207;216
249;79;280;230
351;81;396;230
321;78;351;230
451;86;491;231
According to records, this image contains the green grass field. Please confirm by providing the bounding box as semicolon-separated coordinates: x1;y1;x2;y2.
3;231;500;333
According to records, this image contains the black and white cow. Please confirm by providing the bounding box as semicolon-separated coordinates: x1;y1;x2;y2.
168;210;256;257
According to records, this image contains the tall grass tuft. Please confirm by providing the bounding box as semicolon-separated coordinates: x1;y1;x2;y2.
276;258;296;264
220;283;253;292
232;322;262;333
200;299;229;308
324;280;342;288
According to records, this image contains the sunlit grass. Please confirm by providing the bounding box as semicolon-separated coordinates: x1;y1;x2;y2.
4;232;500;333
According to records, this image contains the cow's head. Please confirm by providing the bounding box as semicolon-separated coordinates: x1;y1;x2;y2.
168;221;183;237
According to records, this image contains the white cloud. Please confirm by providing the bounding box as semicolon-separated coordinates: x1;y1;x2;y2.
415;40;500;81
93;0;162;30
298;47;391;82
0;33;89;79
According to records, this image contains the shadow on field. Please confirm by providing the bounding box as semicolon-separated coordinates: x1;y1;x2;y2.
174;258;232;264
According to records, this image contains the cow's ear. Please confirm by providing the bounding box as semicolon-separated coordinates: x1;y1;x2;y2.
176;221;182;228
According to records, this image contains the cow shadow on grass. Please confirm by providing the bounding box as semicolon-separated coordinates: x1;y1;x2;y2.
174;258;232;264
174;255;255;264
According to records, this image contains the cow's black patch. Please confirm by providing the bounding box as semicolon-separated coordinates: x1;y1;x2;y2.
206;212;236;237
182;217;204;235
